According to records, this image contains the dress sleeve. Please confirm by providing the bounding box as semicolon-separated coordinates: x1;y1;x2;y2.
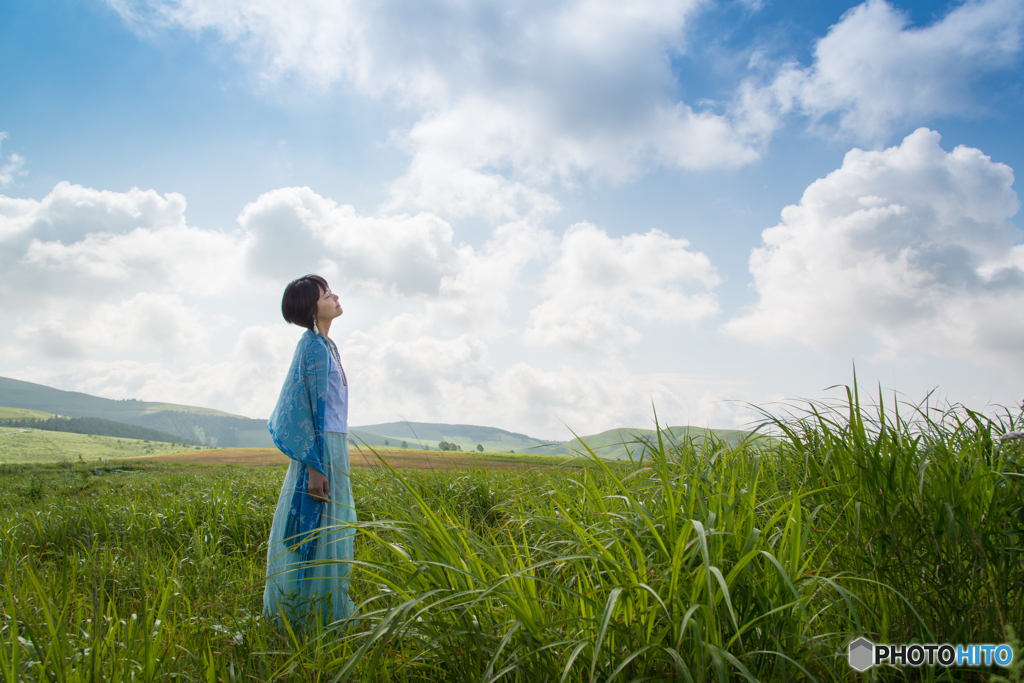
303;336;330;474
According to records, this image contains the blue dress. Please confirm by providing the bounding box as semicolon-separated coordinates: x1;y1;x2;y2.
263;331;356;627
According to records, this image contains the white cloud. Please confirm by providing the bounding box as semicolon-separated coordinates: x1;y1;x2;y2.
111;0;765;220
724;128;1024;368
524;222;720;353
0;132;25;188
3;181;189;244
20;220;243;296
342;315;754;437
10;323;304;418
9;292;211;360
0;182;482;310
0;182;245;306
12;316;757;433
756;0;1024;140
385;85;761;219
238;186;471;296
428;220;554;336
0;195;38;243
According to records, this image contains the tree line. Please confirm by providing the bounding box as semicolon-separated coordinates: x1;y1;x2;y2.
0;416;197;445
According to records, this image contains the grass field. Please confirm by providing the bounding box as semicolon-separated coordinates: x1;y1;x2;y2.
0;427;581;469
0;426;205;464
1;387;1022;681
135;446;578;470
0;407;52;420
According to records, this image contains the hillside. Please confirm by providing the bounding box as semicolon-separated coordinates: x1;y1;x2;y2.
0;376;239;421
0;406;52;420
350;421;564;453
128;411;273;448
0;416;196;445
0;426;193;464
541;426;759;460
0;377;756;458
0;377;273;447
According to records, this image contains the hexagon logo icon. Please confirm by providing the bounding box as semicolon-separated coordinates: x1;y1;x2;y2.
848;638;874;671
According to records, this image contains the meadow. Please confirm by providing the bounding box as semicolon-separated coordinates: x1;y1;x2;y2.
138;446;578;470
0;427;202;465
0;386;1021;682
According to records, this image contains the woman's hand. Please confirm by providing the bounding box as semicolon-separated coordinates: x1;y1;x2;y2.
308;466;330;502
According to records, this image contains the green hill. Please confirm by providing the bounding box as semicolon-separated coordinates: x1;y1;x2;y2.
350;422;563;453
0;416;196;444
0;376;239;421
348;423;757;460
128;411;273;448
0;406;52;420
0;377;273;448
0;426;191;464
1;377;756;459
543;426;759;460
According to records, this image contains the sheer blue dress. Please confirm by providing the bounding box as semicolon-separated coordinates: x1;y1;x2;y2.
263;331;356;627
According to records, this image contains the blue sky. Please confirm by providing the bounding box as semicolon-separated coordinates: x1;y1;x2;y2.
1;0;1022;438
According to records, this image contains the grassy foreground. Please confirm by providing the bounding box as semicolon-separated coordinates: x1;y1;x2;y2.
1;388;1022;682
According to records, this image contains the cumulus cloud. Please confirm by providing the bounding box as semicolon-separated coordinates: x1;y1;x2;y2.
239;186;471;296
429;221;554;336
13;315;756;433
0;132;25;188
11;323;304;418
524;222;720;353
0;182;245;306
2;181;189;244
724;128;1024;368
752;0;1024;140
110;0;767;220
9;292;211;360
0;182;485;309
342;315;754;437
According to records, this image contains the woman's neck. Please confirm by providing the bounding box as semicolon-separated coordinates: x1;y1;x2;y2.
315;319;332;337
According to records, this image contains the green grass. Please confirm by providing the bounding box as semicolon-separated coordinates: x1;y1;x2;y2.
0;427;196;464
0;407;52;420
0;386;1021;681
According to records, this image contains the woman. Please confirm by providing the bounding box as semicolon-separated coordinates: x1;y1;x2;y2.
263;274;356;627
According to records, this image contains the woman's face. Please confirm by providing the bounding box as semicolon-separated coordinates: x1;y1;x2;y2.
316;285;343;323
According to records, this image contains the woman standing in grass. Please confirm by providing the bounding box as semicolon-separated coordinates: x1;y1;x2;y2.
264;274;356;627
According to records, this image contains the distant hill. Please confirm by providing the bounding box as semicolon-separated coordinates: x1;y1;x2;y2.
0;376;240;420
0;376;755;459
350;421;564;453
348;422;756;460
0;416;196;445
0;425;192;465
0;377;272;448
0;406;52;420
128;411;272;448
540;426;759;460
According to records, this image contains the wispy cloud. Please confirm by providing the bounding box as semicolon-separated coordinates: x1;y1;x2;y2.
744;0;1024;141
0;132;26;187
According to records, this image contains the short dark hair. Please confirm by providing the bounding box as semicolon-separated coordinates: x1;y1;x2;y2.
281;274;328;330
